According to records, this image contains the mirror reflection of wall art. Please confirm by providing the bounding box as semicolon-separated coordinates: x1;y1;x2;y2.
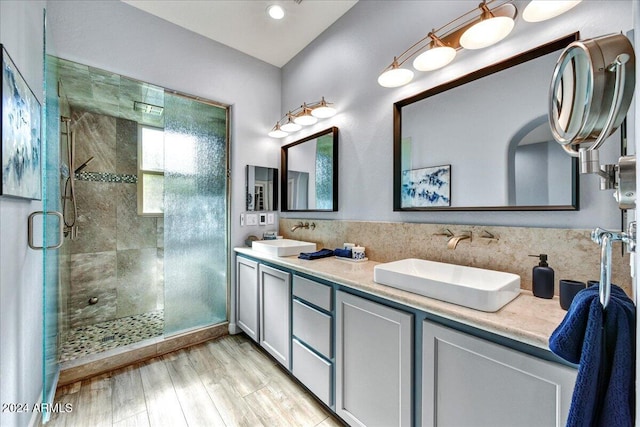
401;165;451;208
1;45;41;200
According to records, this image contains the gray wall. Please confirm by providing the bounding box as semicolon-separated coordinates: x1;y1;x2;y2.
0;2;46;426
281;0;632;229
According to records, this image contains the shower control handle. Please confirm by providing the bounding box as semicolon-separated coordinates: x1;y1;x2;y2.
28;211;64;250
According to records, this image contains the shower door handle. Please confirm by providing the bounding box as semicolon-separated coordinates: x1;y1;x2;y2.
28;211;64;250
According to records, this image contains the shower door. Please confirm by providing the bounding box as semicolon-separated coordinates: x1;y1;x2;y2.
42;26;63;422
163;93;229;334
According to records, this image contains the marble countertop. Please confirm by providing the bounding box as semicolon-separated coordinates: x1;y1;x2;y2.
235;247;569;351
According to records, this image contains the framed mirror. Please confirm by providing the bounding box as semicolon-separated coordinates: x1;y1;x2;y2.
394;33;580;211
281;127;338;212
246;165;278;211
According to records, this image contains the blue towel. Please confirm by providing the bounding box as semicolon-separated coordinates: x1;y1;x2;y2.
298;248;334;260
334;248;352;258
549;284;635;427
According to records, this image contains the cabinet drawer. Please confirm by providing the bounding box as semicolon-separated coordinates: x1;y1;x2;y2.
293;299;332;359
293;275;332;311
292;339;332;407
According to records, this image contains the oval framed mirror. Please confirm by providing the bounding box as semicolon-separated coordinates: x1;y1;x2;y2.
281;127;338;212
393;33;580;211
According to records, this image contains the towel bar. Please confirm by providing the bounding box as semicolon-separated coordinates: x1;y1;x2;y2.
591;222;636;309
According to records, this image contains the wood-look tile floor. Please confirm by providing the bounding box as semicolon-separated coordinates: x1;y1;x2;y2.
46;334;345;427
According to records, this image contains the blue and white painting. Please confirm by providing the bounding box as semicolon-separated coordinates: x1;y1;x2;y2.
401;165;450;207
2;45;41;200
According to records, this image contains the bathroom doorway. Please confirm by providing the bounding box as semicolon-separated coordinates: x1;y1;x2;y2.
43;56;229;365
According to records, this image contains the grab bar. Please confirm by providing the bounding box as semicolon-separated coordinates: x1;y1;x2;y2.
591;222;636;309
28;211;64;250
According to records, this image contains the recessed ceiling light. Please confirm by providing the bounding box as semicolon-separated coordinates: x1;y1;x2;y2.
267;4;285;20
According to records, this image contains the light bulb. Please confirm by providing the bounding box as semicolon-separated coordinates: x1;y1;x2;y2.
523;1;582;23
268;123;288;138
267;5;285;20
311;100;336;119
413;46;457;71
459;16;514;50
294;110;318;126
378;67;414;88
281;122;301;132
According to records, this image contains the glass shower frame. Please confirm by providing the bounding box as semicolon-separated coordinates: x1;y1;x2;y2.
42;56;232;418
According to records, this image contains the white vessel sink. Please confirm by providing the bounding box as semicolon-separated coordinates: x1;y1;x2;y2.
373;258;520;312
252;239;317;257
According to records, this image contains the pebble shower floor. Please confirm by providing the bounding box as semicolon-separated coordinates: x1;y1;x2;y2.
59;310;164;362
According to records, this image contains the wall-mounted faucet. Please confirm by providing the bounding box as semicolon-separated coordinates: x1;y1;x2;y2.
447;231;472;250
290;221;316;232
433;228;454;238
480;230;499;242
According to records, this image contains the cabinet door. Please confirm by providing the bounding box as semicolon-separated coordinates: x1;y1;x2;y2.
336;291;413;427
236;257;259;341
422;320;577;427
259;264;291;368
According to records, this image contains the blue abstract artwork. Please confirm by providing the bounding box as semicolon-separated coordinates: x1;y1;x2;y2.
2;45;41;200
401;165;451;208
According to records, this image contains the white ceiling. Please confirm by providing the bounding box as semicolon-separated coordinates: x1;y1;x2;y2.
122;0;359;68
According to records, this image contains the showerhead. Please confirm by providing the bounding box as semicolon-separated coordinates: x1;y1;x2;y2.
134;101;164;116
74;157;94;174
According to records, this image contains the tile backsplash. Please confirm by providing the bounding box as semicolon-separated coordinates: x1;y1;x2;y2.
279;219;632;296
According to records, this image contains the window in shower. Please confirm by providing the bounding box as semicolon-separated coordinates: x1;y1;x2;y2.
138;125;164;216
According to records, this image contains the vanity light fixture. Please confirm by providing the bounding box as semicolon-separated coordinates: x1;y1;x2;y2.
268;122;288;138
268;98;337;138
311;97;337;119
294;104;319;126
459;2;515;50
280;113;302;132
378;57;415;88
522;0;582;23
378;0;581;88
413;33;457;71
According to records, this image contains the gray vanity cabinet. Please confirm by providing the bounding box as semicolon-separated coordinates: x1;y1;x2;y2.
291;275;334;407
258;264;291;368
336;291;413;427
236;257;259;341
422;320;577;427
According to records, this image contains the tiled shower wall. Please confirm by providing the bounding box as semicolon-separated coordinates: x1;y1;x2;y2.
279;219;632;296
68;110;163;328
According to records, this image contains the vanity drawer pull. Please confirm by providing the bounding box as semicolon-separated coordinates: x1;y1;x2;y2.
293;275;332;311
293;300;332;359
292;339;332;406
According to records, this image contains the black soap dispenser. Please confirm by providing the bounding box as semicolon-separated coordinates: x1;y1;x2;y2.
529;254;554;299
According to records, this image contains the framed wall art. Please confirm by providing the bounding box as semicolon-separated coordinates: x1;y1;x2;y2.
1;44;42;200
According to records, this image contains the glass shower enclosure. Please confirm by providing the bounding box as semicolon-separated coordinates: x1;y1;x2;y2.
41;56;229;415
